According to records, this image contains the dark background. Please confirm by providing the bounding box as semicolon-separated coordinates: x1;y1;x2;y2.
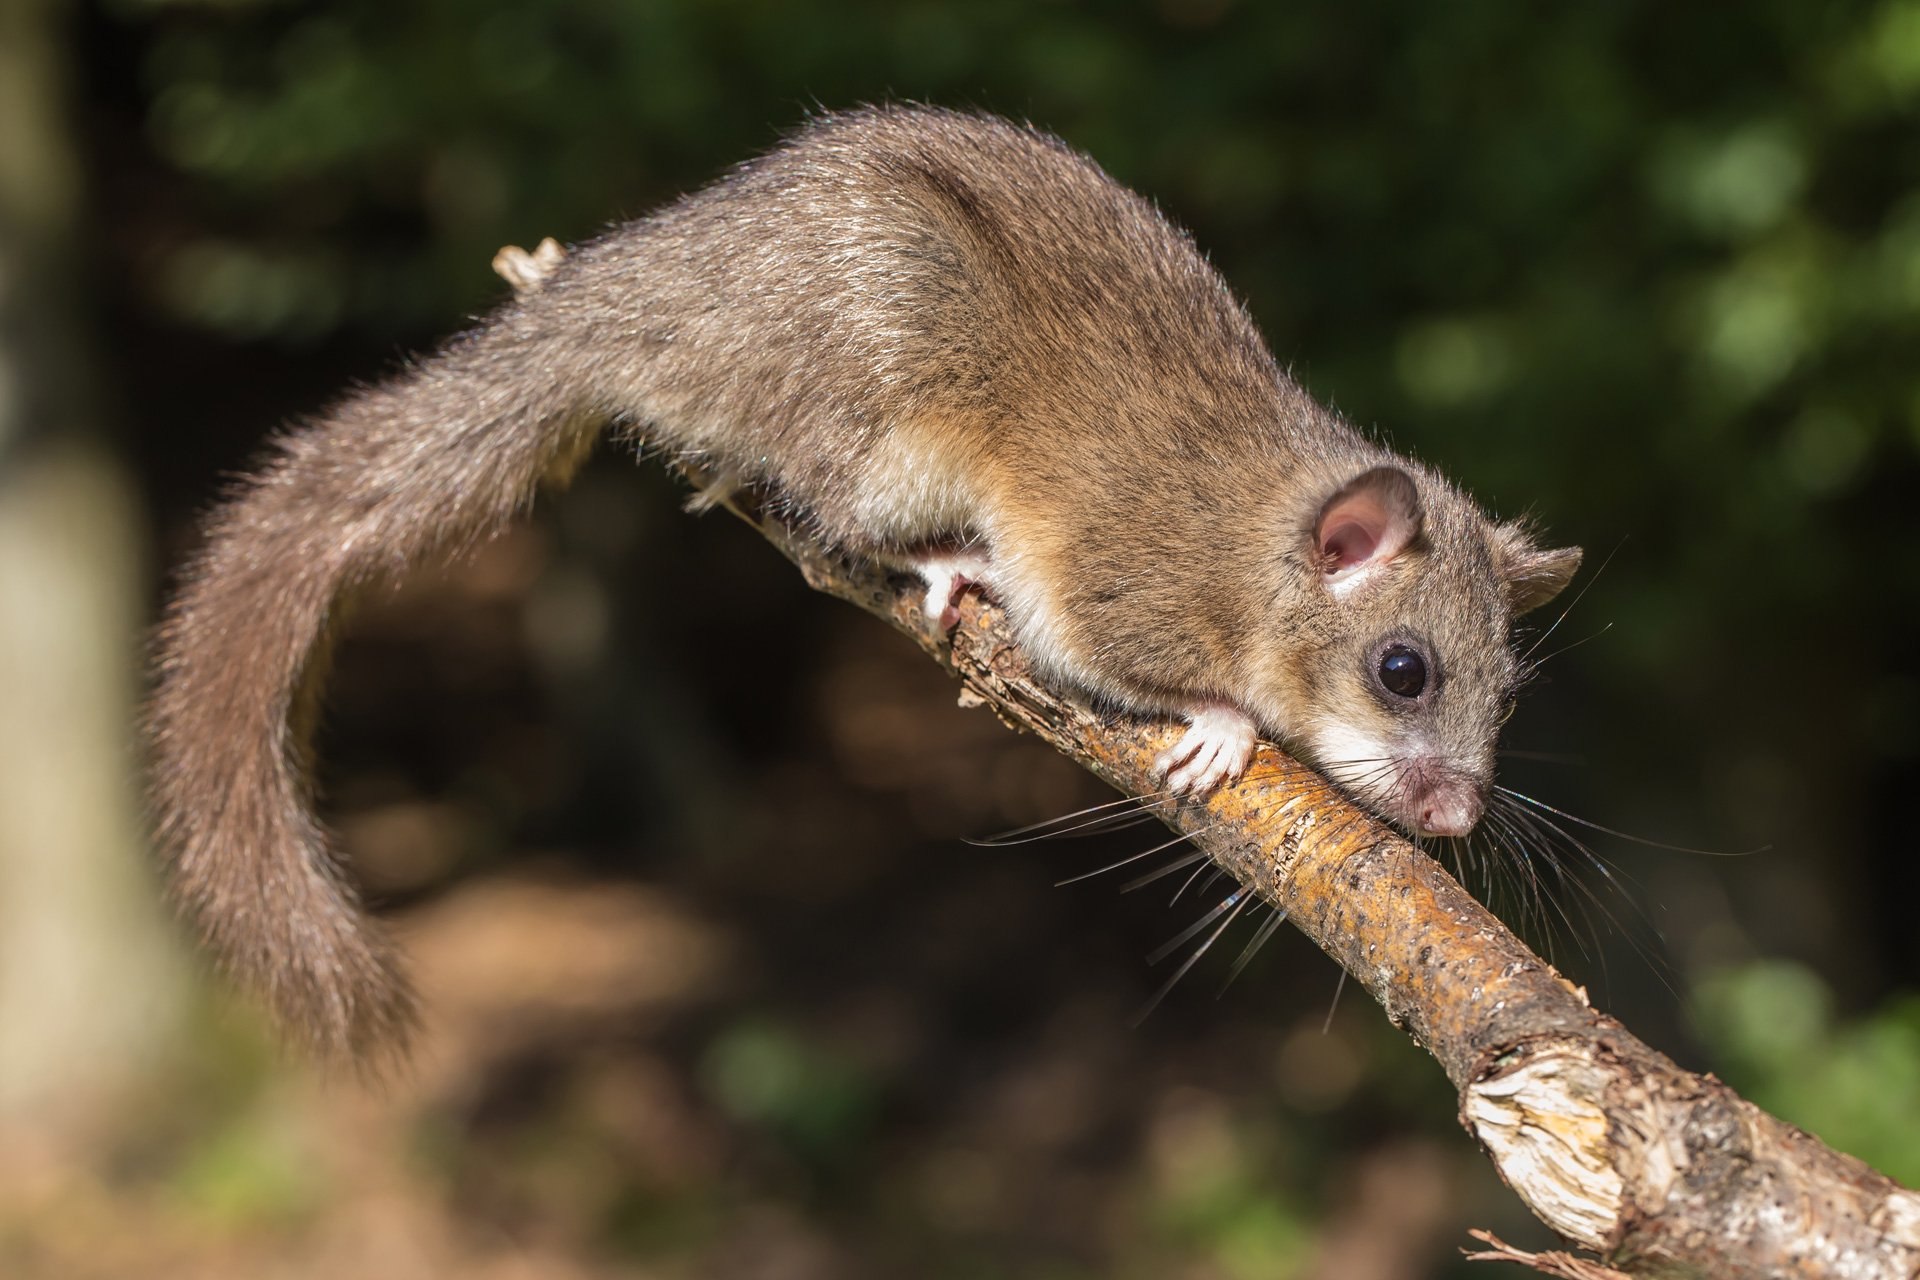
8;1;1920;1276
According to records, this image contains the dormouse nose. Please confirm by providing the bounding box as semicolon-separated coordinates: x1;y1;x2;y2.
1416;778;1484;838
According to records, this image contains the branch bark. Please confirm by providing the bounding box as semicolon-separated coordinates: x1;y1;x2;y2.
743;507;1920;1280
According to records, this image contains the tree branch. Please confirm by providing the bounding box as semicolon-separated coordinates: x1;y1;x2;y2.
744;506;1920;1280
493;238;1919;1278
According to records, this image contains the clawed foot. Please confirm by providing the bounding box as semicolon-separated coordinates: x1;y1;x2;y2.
915;549;995;631
1153;705;1258;798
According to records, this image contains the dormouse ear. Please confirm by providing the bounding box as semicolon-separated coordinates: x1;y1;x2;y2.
1492;521;1583;614
1315;466;1422;598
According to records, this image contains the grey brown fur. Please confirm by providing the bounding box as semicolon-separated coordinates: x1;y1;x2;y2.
147;106;1579;1060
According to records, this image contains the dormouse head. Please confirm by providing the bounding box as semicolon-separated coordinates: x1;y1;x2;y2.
1261;464;1581;838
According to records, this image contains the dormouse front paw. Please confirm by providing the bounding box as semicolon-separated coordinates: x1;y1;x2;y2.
1153;705;1258;797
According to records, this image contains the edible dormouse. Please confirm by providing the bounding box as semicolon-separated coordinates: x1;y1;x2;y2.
147;105;1581;1058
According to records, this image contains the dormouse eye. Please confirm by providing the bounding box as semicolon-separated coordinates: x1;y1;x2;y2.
1378;645;1427;699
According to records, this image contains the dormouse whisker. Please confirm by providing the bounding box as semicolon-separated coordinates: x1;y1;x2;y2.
1220;907;1289;996
1520;537;1622;663
1148;888;1249;966
969;791;1173;846
1133;890;1253;1025
1119;847;1214;894
1322;968;1349;1035
1494;786;1763;857
1168;861;1229;908
1526;621;1614;670
1053;826;1211;887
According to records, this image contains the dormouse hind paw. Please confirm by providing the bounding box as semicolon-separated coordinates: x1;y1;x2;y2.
914;548;995;632
1153;705;1258;798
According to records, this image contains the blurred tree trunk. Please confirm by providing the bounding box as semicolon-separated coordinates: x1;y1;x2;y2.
0;0;186;1135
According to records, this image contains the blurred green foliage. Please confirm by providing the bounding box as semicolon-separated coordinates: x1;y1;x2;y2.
1146;1118;1313;1280
702;1018;879;1164
1697;959;1920;1187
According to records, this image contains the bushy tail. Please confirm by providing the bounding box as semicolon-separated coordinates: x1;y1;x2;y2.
146;296;601;1062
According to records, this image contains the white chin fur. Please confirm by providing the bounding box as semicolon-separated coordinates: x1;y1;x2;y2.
1304;721;1402;814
